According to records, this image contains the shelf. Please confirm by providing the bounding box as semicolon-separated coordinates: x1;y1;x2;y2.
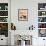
0;10;8;11
0;3;8;37
38;10;46;11
38;15;46;17
38;28;46;29
38;22;46;23
0;22;8;23
38;3;46;37
0;16;8;17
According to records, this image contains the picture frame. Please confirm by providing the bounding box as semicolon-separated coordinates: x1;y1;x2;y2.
18;9;28;21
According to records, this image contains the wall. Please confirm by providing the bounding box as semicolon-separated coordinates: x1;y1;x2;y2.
11;0;46;46
11;0;46;30
11;0;38;30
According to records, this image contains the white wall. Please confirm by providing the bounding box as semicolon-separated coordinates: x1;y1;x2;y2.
10;0;46;46
11;0;46;30
11;0;38;30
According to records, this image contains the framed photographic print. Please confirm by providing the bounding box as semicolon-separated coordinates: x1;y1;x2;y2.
18;9;28;21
